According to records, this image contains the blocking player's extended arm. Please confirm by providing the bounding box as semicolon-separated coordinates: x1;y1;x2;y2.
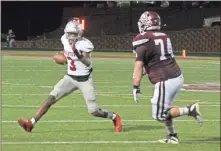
133;61;144;87
132;44;147;87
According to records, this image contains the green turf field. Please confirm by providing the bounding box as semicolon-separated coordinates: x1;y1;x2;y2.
1;51;220;151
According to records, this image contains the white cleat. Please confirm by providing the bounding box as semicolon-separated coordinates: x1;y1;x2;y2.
187;102;203;126
158;134;179;144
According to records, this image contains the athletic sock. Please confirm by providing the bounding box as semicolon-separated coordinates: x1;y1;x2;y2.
166;125;176;135
178;107;189;115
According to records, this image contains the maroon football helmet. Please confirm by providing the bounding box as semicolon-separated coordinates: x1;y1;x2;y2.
137;11;161;33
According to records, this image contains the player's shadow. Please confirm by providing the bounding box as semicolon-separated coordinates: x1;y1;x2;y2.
123;125;162;132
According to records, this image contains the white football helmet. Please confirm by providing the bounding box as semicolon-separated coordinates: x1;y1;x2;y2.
64;20;83;43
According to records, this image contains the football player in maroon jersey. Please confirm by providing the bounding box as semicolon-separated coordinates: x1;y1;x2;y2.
132;11;202;144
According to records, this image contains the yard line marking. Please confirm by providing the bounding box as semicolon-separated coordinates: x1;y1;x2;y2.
3;65;220;72
3;69;65;72
2;140;220;145
3;85;220;92
1;92;139;95
3;80;135;84
2;80;132;83
3;54;220;61
2;119;220;123
3;63;220;68
2;104;220;109
182;89;220;93
0;92;213;102
1;93;203;101
1;93;153;98
2;85;153;88
3;69;136;72
3;62;220;67
209;62;220;65
3;83;220;92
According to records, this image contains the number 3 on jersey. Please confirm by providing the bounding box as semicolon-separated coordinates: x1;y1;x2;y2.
67;57;76;71
154;38;174;60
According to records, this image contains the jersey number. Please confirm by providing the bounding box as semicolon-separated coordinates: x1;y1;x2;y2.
67;57;76;71
154;38;174;60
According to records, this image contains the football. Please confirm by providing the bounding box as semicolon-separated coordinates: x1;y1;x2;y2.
53;52;67;65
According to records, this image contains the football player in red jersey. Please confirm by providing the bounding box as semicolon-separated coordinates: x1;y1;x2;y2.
17;20;122;133
132;11;203;144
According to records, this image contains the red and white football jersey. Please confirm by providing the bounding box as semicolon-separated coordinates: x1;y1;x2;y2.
61;34;94;76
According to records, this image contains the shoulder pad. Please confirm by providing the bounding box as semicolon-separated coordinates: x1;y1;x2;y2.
75;38;94;52
132;32;152;47
132;38;149;47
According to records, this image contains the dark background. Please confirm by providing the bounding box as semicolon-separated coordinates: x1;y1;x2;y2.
1;1;220;40
1;1;92;40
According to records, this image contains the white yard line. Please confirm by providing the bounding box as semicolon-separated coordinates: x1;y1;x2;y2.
3;63;220;68
3;82;220;86
1;93;151;97
2;82;220;93
3;64;220;71
2;104;220;109
209;62;220;65
3;85;220;92
181;89;220;93
2;80;131;83
1;140;220;145
3;80;134;84
2;119;220;123
2;92;216;101
2;85;144;88
3;69;65;72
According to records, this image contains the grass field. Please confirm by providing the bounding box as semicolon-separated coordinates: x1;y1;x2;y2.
1;51;220;151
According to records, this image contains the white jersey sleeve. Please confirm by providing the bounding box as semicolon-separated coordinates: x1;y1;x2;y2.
75;38;94;53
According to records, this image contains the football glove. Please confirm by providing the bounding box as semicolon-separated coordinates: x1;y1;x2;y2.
133;85;142;103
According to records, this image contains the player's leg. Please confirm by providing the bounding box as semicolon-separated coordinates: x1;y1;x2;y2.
162;74;202;125
77;75;122;132
151;77;181;144
18;75;77;132
165;103;202;124
151;74;202;144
